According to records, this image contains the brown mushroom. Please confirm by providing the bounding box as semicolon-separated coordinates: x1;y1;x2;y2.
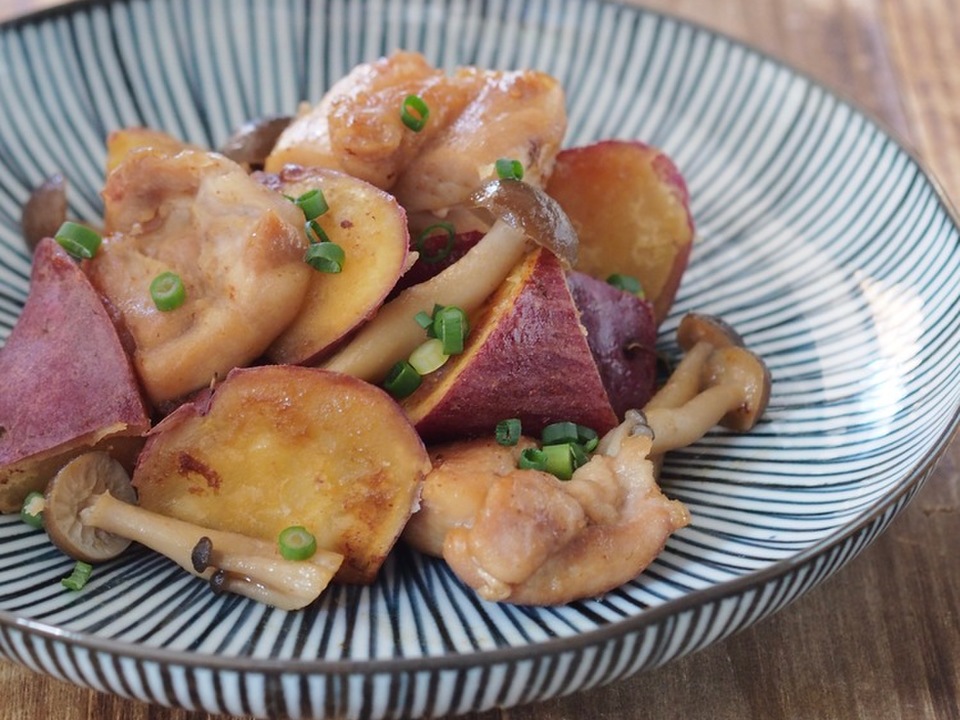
21;173;68;253
43;452;342;610
322;180;578;381
643;313;770;454
219;115;293;169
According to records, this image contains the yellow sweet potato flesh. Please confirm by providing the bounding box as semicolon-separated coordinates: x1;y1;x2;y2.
132;365;430;584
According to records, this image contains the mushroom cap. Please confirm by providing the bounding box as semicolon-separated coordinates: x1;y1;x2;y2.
44;451;137;563
219;115;292;168
469;179;578;268
21;173;67;254
677;312;745;352
701;346;771;431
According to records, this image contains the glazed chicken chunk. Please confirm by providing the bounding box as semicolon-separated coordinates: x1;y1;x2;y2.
87;148;311;406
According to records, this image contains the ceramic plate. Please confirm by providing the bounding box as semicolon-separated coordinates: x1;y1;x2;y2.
1;0;958;718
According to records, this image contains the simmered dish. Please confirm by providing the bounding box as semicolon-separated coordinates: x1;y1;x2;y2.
0;52;769;609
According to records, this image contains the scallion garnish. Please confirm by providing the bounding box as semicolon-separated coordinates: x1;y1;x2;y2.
432;305;468;355
495;158;524;181
304;240;345;273
541;421;580;446
495;418;522;446
400;94;430;131
278;526;318;561
61;561;93;591
384;360;422;399
414;222;456;264
150;271;186;311
19;491;45;530
54;221;102;260
518;447;548;472
542;443;575;481
305;218;331;244
414;310;434;331
576;424;599;452
294;188;329;220
409;337;449;375
607;273;644;297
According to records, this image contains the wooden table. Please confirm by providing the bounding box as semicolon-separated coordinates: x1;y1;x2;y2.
1;1;958;718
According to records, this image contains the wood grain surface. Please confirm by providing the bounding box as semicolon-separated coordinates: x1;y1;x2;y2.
1;1;958;719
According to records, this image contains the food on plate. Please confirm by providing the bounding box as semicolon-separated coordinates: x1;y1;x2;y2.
132;365;430;584
2;50;771;609
257;165;412;365
87;147;312;406
403;411;690;604
44;452;341;610
20;173;68;253
0;238;149;513
403;247;619;442
567;271;659;417
545;140;695;324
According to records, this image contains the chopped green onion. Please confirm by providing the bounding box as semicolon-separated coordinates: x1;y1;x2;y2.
414;222;456;264
576;424;599;452
304;240;345;273
542;443;575;480
414;310;434;331
278;526;317;561
19;491;45;529
384;360;422;399
294;188;329;220
400;94;430;131
305;218;331;244
570;441;591;470
518;447;548;472
433;305;468;355
495;418;522;446
150;271;186;311
495;158;524;181
409;337;449;375
54;221;101;260
61;561;93;591
541;421;579;446
607;273;644;297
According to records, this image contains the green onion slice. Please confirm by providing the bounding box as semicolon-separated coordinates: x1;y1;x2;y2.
542;443;575;481
409;337;449;375
61;561;93;591
541;421;579;446
576;424;599;452
414;222;456;264
517;447;548;472
383;360;422;399
607;273;644;297
54;221;102;260
414;310;434;331
400;94;430;131
19;491;45;529
305;218;331;244
294;188;329;220
278;526;317;561
433;305;468;355
495;418;522;446
495;158;524;181
304;240;345;273
570;441;591;470
150;271;186;311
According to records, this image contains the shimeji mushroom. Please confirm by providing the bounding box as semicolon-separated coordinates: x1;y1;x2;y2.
43;452;342;610
643;313;771;454
322;179;578;381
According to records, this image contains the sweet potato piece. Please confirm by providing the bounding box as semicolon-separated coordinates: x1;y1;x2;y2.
105;127;194;174
132;365;430;584
403;248;618;442
0;238;149;513
260;166;410;365
545;140;694;324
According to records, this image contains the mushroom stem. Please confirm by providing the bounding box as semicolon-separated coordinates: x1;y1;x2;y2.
644;382;745;454
81;491;342;611
643;341;713;411
323;218;528;381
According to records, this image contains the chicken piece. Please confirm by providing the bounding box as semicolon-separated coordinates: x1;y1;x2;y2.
264;52;567;213
403;412;690;605
264;52;481;188
87;148;311;407
392;69;567;213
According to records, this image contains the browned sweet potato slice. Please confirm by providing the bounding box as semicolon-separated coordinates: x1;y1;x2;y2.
0;238;149;512
132;365;430;584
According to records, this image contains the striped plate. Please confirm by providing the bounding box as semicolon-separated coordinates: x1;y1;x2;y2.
1;0;959;717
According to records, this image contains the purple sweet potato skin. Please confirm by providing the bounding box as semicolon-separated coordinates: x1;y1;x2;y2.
567;271;658;418
0;238;149;473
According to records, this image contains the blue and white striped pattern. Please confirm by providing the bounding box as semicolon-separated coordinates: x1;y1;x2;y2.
1;0;958;717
